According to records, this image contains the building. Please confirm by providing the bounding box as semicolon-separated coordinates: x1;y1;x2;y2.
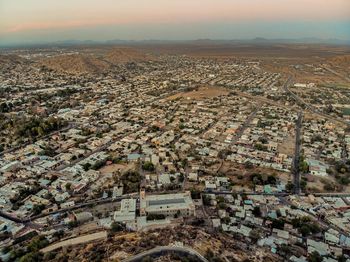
114;198;136;222
71;211;93;223
307;159;328;177
140;191;195;217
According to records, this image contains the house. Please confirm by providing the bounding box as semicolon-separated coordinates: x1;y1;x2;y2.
205;181;217;191
307;239;330;256
71;211;93;223
307;159;328;177
158;173;171;185
127;153;142;162
188;173;198;182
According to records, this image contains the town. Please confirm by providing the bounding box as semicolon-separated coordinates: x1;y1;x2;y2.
1;45;350;262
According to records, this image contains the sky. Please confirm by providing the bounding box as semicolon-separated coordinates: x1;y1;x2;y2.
0;0;349;45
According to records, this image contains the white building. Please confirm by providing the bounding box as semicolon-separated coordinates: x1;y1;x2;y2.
140;191;195;217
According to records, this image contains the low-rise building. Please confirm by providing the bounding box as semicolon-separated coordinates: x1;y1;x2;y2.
140;191;195;217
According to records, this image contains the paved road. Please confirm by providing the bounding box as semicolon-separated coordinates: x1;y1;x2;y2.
283;76;350;127
231;104;261;146
0;210;43;229
24;193;138;222
0;194;137;230
215;102;262;174
122;246;209;262
322;65;350;83
41;231;108;253
292;112;303;195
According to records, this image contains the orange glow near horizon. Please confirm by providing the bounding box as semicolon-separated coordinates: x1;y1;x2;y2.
1;0;349;34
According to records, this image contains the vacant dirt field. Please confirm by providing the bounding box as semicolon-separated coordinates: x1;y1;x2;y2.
278;134;295;157
41;231;108;253
99;163;128;174
166;86;229;101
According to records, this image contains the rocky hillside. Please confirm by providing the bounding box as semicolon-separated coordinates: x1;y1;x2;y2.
38;48;156;75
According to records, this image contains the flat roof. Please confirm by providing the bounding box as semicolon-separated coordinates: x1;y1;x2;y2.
149;198;185;206
141;192;194;212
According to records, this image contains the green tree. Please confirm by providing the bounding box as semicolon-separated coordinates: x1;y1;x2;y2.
252;206;262;217
65;183;72;191
308;251;323;262
142;162;155;171
32;204;45;215
110;222;124;233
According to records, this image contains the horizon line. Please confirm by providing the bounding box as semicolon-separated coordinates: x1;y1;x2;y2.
1;37;350;48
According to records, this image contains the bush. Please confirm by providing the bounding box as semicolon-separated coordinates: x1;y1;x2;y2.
120;171;142;193
110;222;124;233
146;214;165;220
142;162;155;172
252;206;262;217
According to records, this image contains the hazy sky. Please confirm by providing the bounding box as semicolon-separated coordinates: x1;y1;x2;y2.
0;0;349;45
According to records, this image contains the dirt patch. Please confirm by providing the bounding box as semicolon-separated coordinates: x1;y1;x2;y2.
166;86;229;101
99;163;128;174
219;161;291;191
278;134;295;157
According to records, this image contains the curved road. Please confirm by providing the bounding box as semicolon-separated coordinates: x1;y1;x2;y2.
122;246;209;262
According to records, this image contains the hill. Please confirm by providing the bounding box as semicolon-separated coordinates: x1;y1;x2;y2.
39;54;110;74
38;48;155;74
0;54;28;66
104;48;155;64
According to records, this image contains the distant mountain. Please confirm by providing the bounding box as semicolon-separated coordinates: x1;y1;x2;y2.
1;37;349;49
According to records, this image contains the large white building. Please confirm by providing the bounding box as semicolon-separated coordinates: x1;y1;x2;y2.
140;191;195;217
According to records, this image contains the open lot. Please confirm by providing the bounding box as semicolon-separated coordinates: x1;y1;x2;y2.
166;86;229;101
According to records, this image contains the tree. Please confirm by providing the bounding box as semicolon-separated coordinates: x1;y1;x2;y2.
300;179;307;190
82;163;91;171
271;218;285;230
190;189;201;199
217;215;229;226
19;251;43;262
68;221;78;229
337;255;347;262
142;162;155;171
218;202;226;209
53;230;64;239
267;175;277;185
178;174;185;182
252;206;262;217
2;245;11;254
286;182;294;192
110;222;124;233
27;236;49;252
249;229;261;243
308;251;323;262
300;225;311;236
146;214;165;220
120;171;141;193
141;256;153;262
65;183;72;191
32;204;45;215
244;161;253;169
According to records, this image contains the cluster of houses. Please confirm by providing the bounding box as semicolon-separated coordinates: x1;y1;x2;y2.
206;193;350;261
1;49;350;261
302;118;348;174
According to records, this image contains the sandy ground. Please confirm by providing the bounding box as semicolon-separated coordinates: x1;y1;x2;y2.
277;134;295;157
99;163;128;174
41;231;107;253
166;86;229;101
